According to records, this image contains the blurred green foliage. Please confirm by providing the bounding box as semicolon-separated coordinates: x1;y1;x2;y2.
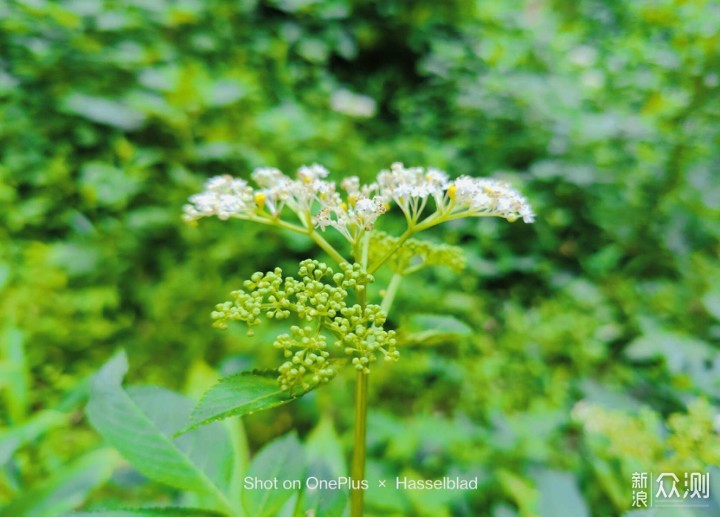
1;0;719;515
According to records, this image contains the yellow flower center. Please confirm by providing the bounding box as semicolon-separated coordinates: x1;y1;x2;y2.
254;192;267;209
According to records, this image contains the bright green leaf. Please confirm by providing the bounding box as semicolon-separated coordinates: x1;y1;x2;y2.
86;351;236;515
180;373;304;434
242;433;305;517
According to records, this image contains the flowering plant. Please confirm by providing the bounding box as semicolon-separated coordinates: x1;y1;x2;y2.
179;162;534;516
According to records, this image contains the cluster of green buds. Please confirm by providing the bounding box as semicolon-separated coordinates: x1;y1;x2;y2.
211;260;398;391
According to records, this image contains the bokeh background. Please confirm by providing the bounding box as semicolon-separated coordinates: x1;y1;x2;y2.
2;0;720;515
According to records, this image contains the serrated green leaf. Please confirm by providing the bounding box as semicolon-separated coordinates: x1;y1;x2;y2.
1;448;118;516
180;373;304;434
86;351;236;515
242;432;305;517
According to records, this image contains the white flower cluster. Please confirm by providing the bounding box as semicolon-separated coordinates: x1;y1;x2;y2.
448;176;536;223
183;162;534;237
376;162;449;222
182;175;254;221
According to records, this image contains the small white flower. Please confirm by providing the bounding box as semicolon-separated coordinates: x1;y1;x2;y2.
447;176;534;223
350;196;387;230
341;176;361;195
251;167;289;188
297;163;329;183
183;175;255;222
376;162;449;220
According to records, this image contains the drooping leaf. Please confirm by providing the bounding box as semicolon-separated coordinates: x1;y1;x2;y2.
86;351;235;515
180;372;304;434
1;448;118;516
241;432;305;517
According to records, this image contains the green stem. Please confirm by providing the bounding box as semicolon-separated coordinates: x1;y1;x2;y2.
250;213;347;266
381;273;403;314
308;230;346;266
350;280;369;517
350;369;368;517
361;231;371;269
248;214;306;234
368;227;414;274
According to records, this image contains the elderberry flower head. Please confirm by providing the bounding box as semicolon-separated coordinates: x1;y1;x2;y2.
183;162;534;240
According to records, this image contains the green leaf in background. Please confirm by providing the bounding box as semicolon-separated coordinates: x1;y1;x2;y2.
625;331;714;372
301;418;348;517
86;351;236;515
702;289;720;321
625;331;720;395
274;492;300;517
241;432;305;517
0;326;28;423
71;508;225;516
533;469;589;517
182;359;251;500
0;410;67;465
62;93;146;130
400;314;472;346
79;162;141;208
497;469;538;516
1;448;118;516
180;372;304;434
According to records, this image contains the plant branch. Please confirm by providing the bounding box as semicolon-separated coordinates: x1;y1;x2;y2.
368;227;415;274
